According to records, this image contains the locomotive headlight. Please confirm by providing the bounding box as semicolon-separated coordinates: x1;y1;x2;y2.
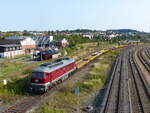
35;80;39;82
40;88;45;90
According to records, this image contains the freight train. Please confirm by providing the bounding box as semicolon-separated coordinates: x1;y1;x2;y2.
29;58;77;93
29;45;127;93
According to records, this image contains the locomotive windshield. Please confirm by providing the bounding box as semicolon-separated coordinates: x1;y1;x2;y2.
31;72;45;79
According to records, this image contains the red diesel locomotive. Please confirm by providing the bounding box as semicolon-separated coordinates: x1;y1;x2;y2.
29;58;77;93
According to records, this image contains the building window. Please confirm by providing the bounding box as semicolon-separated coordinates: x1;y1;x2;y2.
13;47;15;50
5;48;8;52
17;47;19;50
9;47;12;51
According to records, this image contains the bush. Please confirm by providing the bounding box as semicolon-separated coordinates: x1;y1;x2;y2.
4;77;30;95
40;106;65;113
65;48;73;55
22;67;34;75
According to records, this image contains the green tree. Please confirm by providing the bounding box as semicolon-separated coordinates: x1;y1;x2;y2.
23;30;31;36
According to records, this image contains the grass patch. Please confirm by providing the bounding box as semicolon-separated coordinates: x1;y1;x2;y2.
34;86;79;113
0;59;40;103
62;42;119;60
40;103;65;113
0;56;66;104
0;77;30;103
79;50;119;92
13;54;31;59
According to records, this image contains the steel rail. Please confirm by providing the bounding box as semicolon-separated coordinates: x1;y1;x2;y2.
130;49;150;112
129;52;145;113
100;55;122;113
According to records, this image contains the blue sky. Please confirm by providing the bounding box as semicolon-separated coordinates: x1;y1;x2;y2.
0;0;150;32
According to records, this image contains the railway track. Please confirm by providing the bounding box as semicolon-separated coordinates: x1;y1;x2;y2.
130;48;150;112
129;51;145;113
2;82;61;113
128;51;142;113
137;48;150;72
3;96;41;113
98;46;150;113
100;55;122;113
145;48;150;59
118;50;130;113
98;49;131;113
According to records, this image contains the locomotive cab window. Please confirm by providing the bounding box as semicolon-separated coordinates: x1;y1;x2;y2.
31;72;45;79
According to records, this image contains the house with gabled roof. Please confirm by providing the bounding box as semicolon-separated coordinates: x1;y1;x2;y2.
5;36;36;54
32;36;53;47
0;39;23;58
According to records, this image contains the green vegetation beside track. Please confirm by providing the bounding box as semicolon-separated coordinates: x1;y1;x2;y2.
0;56;50;103
0;60;37;103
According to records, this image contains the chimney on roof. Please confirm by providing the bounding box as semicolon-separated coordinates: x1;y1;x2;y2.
49;36;53;42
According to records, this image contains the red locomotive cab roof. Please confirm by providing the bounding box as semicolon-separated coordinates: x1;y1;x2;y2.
33;58;75;73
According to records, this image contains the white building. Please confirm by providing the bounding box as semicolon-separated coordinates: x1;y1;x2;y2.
5;36;36;54
20;37;36;54
0;44;24;58
54;38;69;48
82;34;94;40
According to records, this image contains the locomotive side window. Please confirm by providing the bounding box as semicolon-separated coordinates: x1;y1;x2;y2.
31;72;36;78
37;72;44;79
